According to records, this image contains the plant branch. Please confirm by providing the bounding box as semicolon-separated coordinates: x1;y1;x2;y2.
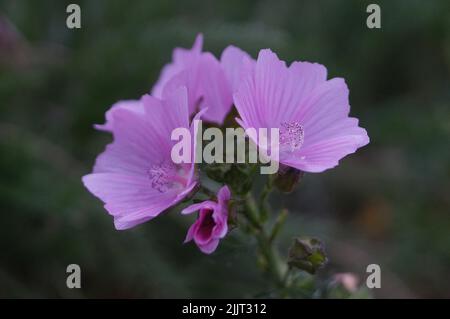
243;192;287;290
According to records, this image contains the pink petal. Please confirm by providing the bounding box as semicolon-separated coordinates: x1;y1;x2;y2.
152;34;203;98
113;216;154;230
220;45;254;93
233;70;261;128
162;68;202;115
187;107;208;184
217;185;231;208
93;105;172;174
236;49;328;129
94;100;144;132
157;39;233;124
95;87;191;175
197;53;233;124
198;239;220;254
294;78;350;129
143;86;190;138
181;201;216;215
212;217;228;239
184;222;198;243
82;173;178;229
284;132;369;172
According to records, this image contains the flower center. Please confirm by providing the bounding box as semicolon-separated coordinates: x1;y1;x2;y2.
197;209;215;241
279;121;305;152
147;162;187;193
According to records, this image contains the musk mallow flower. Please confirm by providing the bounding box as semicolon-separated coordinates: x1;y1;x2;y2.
234;49;369;173
151;34;232;124
182;186;231;254
82;87;202;230
151;34;255;125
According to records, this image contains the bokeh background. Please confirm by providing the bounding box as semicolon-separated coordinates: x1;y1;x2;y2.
1;0;449;298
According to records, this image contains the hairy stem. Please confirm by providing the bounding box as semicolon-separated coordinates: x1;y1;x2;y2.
243;194;262;230
244;192;286;289
256;229;285;287
259;176;274;221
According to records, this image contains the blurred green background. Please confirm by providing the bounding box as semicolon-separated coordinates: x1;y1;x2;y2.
1;0;449;298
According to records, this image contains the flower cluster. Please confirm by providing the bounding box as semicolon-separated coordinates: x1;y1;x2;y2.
82;34;369;255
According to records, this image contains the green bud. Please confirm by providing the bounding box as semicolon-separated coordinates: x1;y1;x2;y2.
287;237;328;274
204;163;231;183
204;162;257;196
273;165;304;193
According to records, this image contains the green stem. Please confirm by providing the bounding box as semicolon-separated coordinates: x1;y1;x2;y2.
269;209;288;244
256;229;285;287
282;266;293;287
244;193;286;289
243;194;262;230
259;176;274;221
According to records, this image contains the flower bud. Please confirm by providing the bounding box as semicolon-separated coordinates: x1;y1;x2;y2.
273;164;304;193
287;237;328;274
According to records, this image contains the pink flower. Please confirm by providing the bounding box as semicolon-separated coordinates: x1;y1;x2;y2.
82;87;202;230
151;34;231;124
332;273;360;293
182;186;231;254
234;49;369;173
152;35;254;125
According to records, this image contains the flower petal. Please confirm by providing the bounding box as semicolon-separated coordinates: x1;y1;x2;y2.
198;53;233;124
198;239;220;254
181;201;216;215
82;173;179;229
184;222;198;243
93;104;172;174
235;49;328;130
284;130;369;172
94;100;144;132
294;78;350;130
221;45;255;93
152;34;203;98
217;185;231;209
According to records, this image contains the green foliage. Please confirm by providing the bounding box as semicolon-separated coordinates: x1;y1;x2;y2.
204;162;257;196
